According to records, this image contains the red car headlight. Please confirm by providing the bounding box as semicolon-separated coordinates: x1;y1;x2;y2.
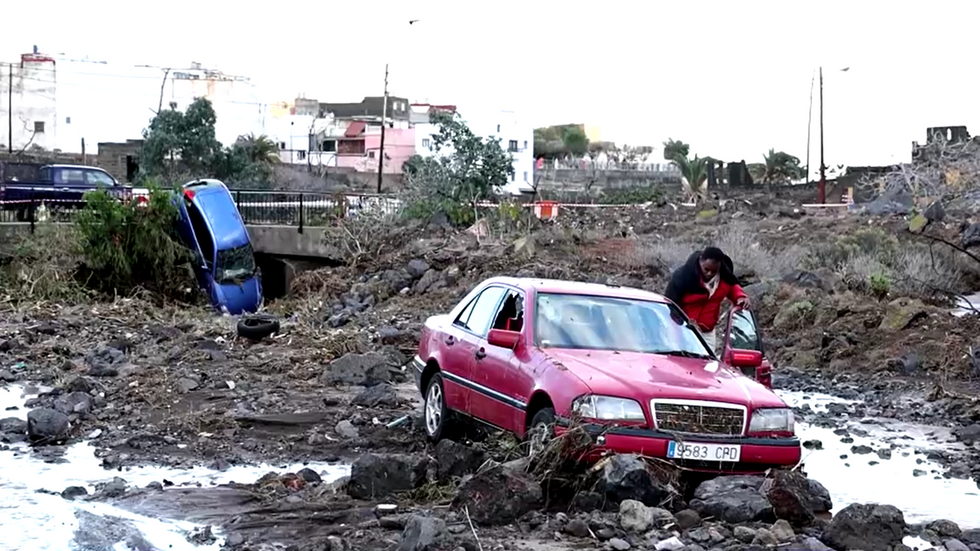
571;395;646;422
748;408;795;433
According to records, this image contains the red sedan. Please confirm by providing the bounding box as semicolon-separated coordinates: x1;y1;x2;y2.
412;277;800;473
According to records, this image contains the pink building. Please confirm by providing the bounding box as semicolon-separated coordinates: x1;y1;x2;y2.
332;121;416;174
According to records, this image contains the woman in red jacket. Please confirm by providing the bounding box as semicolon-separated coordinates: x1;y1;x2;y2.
664;247;750;353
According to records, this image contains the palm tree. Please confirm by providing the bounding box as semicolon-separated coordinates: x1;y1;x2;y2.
751;149;804;185
676;154;708;203
235;133;281;165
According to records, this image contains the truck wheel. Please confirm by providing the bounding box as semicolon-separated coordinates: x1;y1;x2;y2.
236;314;280;341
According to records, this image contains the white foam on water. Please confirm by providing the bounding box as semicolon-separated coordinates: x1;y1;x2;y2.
0;384;350;551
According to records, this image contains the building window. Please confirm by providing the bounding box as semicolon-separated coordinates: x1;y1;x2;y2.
422;138;431;149
279;142;287;150
297;151;307;161
34;121;45;133
496;124;501;133
368;150;376;159
523;171;528;181
66;117;71;124
321;140;337;152
508;140;518;152
523;140;527;149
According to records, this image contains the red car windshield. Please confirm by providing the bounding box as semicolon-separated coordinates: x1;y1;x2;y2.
534;292;712;357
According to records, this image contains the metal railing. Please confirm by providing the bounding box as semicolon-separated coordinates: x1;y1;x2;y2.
0;190;404;233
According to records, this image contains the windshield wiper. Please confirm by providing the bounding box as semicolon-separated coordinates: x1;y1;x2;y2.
651;350;712;359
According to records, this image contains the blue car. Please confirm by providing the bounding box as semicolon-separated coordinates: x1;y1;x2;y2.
174;179;262;314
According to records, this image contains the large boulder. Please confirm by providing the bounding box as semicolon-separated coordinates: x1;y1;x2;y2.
323;352;391;386
27;408;70;443
690;475;774;524
452;463;543;525
821;503;906;551
433;439;486;482
764;470;817;526
618;499;674;532
806;478;833;513
347;453;428;499
599;454;669;506
53;392;93;416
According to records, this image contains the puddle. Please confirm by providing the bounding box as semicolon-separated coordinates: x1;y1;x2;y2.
0;384;350;550
952;292;980;317
780;390;980;528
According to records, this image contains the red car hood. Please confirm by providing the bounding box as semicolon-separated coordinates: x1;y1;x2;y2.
544;348;786;409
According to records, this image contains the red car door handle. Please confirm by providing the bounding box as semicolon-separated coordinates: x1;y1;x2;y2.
444;336;455;346
475;348;486;360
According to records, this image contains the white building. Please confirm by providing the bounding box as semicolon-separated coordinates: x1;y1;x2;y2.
0;51;266;154
411;103;534;195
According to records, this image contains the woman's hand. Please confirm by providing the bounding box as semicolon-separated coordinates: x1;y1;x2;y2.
736;296;751;309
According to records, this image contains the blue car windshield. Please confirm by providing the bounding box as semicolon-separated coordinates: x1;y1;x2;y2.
534;292;712;357
215;243;256;283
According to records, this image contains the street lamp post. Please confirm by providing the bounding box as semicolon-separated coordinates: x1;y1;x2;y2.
816;66;849;204
377;19;420;194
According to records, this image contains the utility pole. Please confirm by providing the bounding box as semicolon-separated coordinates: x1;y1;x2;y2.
377;63;389;194
818;66;826;204
805;71;814;184
7;63;13;154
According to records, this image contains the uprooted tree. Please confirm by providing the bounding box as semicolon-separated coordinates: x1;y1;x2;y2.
401;111;515;226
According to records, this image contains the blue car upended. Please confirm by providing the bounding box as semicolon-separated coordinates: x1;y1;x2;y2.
174;179;262;314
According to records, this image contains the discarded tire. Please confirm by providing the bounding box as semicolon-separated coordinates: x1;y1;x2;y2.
237;314;280;341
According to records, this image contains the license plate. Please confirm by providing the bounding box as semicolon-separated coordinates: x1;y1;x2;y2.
667;441;741;462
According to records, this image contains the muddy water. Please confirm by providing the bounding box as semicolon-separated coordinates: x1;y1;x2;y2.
780;390;980;528
0;384;350;551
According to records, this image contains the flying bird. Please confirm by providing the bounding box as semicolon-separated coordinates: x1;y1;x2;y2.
409;19;420;24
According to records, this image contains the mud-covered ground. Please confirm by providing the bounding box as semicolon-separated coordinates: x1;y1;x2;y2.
4;194;980;550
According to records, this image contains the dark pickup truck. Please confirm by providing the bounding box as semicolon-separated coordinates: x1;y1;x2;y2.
0;163;132;219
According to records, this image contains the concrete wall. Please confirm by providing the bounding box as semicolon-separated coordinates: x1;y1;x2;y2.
247;225;343;261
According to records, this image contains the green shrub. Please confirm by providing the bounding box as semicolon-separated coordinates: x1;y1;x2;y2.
76;185;194;298
869;272;891;298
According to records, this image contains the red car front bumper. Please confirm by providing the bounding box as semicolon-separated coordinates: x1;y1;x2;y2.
555;423;801;474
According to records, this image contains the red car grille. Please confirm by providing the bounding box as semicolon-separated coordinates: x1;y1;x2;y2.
651;401;746;436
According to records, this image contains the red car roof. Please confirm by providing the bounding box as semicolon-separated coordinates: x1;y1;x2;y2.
480;277;669;303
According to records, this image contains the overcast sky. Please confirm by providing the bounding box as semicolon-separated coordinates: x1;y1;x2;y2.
3;0;978;176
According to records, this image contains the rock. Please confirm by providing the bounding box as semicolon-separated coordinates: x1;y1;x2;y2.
963;223;980;249
765;470;816;526
297;468;322;484
945;539;970;551
783;270;838;292
618;499;672;532
654;537;685;551
452;464;543;525
806;479;833;513
27;408;70;443
323;352;391;386
98;477;128;498
352;383;400;407
600;454;668;506
927;520;961;538
609;538;631;550
879;298;929;332
770;519;796;543
564;518;591;538
0;369;17;382
433;439;486;482
953;425;980;446
61;486;88;500
924;201;946;222
800;537;834;551
851;445;873;455
734;526;757;543
0;416;27;434
348;453;428;499
414;269;443;294
690;475;773;524
673;509;701;530
821;503;905;551
176;377;199;393
753;528;779;546
53;392;93;415
335;420;359;439
85;346;127;377
397;514;446;551
406;259;431;279
957;529;980;545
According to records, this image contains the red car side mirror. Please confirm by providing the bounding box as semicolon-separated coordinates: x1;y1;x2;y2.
488;329;520;349
728;349;763;368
